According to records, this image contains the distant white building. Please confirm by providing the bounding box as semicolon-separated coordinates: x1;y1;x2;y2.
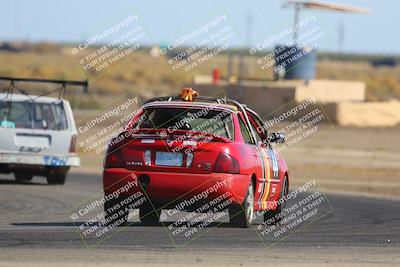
149;45;161;57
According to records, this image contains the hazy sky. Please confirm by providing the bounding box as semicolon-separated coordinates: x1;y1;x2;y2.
0;0;398;55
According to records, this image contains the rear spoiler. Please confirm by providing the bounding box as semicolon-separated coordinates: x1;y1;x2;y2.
0;76;88;99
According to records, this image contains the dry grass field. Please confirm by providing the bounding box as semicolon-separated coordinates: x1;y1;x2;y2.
1;45;400;106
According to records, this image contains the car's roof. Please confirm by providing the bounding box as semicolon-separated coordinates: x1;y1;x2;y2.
143;100;238;112
0;93;64;103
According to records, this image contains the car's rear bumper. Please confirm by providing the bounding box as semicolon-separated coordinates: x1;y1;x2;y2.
103;168;250;206
0;152;80;167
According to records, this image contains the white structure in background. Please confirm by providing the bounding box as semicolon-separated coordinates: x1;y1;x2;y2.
149;46;162;57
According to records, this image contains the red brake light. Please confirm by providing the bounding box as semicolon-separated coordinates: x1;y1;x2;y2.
69;135;77;153
104;150;124;168
214;153;240;174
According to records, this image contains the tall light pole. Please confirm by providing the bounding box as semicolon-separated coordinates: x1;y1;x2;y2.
282;0;370;44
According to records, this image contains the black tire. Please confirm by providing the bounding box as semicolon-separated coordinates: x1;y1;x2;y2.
46;173;66;185
263;176;289;225
229;181;254;228
139;204;160;225
46;167;69;185
104;197;129;227
14;172;33;182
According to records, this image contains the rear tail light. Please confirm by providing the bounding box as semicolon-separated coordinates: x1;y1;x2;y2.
69;135;77;153
213;153;240;174
104;150;124;168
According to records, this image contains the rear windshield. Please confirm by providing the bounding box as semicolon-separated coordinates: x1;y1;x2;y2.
134;107;234;140
0;101;68;130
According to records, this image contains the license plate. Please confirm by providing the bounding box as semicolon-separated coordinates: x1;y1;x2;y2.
155;152;183;166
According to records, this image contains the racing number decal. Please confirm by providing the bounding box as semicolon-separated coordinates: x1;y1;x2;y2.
256;147;269;209
268;148;279;179
257;147;279;210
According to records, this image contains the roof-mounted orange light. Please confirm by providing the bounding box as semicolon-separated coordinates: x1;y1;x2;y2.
179;87;199;102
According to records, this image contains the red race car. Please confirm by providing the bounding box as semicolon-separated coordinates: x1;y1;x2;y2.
103;89;289;228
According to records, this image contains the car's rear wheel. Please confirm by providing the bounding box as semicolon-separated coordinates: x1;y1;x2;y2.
14;172;33;182
263;176;288;225
139;204;160;225
104;197;129;227
229;181;254;228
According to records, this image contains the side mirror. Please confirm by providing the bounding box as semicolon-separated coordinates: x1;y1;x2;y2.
268;132;285;143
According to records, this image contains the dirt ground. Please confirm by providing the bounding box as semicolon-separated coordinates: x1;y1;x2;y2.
74;124;400;199
281;125;400;199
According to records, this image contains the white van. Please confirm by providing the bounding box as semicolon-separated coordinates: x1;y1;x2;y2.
0;77;87;184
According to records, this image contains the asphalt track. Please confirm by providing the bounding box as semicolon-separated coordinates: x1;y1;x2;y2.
0;172;399;266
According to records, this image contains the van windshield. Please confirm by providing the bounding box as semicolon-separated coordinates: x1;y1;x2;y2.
0;101;68;130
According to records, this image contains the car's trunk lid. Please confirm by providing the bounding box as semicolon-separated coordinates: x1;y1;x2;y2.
114;131;227;174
